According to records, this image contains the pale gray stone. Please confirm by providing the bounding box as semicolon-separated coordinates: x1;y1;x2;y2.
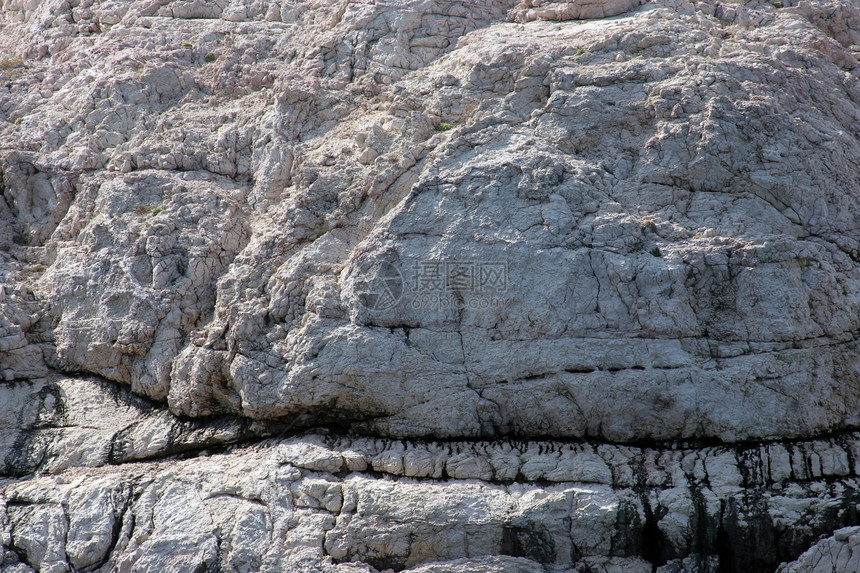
2;0;860;571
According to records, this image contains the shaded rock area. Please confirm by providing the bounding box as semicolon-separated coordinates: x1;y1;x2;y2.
2;0;860;570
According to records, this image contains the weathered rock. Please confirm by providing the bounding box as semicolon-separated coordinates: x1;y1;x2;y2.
155;0;860;443
0;372;857;571
2;0;859;443
776;527;860;573
0;376;274;476
2;0;860;570
509;0;648;22
3;429;860;572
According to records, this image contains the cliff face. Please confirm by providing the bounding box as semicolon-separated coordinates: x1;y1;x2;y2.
2;0;860;571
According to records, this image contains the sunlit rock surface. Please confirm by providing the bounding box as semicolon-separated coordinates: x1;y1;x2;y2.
2;0;860;570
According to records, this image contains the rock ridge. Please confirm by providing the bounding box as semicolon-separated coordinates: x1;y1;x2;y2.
3;0;860;570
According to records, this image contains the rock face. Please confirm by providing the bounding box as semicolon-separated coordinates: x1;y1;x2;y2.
509;0;649;22
777;527;860;573
2;0;860;571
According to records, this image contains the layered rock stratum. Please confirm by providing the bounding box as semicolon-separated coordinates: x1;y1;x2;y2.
3;0;860;571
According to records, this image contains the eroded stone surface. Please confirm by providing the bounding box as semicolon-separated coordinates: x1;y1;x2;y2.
3;430;860;572
776;527;860;573
3;0;860;571
0;375;855;572
509;0;648;22
2;0;860;442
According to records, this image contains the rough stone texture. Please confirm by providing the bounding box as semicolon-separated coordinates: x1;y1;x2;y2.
2;0;860;571
4;415;860;572
776;527;860;573
2;0;860;442
0;376;277;477
509;0;649;22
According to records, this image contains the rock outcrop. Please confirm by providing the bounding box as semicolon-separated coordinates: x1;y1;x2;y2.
509;0;649;22
2;0;860;571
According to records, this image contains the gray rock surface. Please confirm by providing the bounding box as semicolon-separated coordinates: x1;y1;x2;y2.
777;527;860;573
2;0;860;570
509;0;649;22
4;0;860;441
4;412;860;572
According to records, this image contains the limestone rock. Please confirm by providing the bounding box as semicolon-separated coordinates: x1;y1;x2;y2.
0;376;272;476
2;0;860;442
154;0;860;443
776;527;860;573
509;0;648;22
2;0;860;571
2;429;860;572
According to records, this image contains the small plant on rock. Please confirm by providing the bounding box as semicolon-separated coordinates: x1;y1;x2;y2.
650;247;662;257
13;117;23;125
436;123;453;132
181;41;193;48
575;48;586;57
204;52;217;63
772;1;783;8
151;207;163;216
